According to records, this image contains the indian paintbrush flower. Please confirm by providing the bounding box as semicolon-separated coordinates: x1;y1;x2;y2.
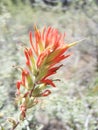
16;26;77;121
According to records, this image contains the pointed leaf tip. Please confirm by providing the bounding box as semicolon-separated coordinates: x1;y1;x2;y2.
68;38;86;48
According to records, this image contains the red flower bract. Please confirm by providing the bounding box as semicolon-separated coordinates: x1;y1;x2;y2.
16;25;78;121
29;26;76;81
17;26;77;95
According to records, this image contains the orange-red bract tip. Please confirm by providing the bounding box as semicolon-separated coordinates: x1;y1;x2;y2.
42;90;51;96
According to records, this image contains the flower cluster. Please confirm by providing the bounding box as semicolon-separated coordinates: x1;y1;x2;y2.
16;26;77;121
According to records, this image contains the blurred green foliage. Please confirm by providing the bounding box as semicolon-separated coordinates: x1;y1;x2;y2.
0;0;98;129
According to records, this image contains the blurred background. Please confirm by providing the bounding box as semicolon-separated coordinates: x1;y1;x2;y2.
0;0;98;130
